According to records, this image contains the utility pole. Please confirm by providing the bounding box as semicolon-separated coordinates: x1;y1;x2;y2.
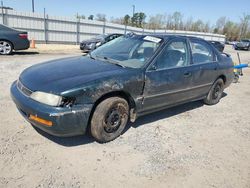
132;5;135;17
1;0;4;24
32;0;35;12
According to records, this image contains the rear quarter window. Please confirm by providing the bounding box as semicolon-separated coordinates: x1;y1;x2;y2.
190;40;214;64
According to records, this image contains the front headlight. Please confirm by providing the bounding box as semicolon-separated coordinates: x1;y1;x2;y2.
30;91;62;106
96;42;102;47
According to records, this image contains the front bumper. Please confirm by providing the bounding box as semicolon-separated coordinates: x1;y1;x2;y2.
80;43;95;52
10;81;93;137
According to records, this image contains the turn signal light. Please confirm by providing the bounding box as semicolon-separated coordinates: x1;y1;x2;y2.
29;114;53;127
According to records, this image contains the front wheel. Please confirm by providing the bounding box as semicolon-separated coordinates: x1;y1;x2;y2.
90;97;129;143
204;78;224;105
0;40;13;55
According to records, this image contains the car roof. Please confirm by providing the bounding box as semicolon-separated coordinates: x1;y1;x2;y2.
106;33;123;36
133;34;208;42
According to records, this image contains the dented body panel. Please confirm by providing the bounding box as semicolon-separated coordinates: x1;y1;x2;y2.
11;81;93;136
10;35;234;137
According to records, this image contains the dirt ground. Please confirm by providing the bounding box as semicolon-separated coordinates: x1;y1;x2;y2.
0;45;250;188
27;44;80;54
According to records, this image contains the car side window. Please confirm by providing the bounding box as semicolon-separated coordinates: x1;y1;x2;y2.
155;39;189;70
190;40;214;64
132;41;159;61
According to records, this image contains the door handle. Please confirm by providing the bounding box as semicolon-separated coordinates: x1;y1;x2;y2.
184;72;192;77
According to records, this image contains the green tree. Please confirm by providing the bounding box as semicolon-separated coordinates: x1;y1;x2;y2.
88;15;94;20
213;28;219;34
131;12;146;27
138;12;146;27
124;14;130;25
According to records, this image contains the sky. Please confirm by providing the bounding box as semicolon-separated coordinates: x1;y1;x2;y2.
2;0;250;25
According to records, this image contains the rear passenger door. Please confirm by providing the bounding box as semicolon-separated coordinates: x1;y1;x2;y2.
188;39;219;98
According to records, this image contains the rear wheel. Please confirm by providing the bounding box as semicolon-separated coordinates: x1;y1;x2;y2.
90;97;129;143
0;40;13;55
204;78;224;105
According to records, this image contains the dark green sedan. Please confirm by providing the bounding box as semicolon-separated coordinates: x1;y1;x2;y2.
11;34;234;142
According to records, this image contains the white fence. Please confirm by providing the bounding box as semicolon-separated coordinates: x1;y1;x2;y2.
0;9;226;44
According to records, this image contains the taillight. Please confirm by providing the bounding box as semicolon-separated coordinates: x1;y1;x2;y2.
19;33;28;39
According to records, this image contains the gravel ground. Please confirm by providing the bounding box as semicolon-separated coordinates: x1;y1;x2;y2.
28;44;80;54
0;45;250;188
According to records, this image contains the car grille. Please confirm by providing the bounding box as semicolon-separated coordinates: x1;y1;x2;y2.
17;80;33;96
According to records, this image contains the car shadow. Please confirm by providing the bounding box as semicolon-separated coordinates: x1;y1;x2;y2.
32;126;95;146
33;92;227;147
126;100;204;131
11;51;39;55
129;92;227;129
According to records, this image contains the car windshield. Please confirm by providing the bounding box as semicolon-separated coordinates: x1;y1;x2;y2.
92;34;107;40
90;35;162;68
241;40;250;42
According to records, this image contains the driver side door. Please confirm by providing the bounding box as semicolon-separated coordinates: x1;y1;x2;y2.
142;38;195;112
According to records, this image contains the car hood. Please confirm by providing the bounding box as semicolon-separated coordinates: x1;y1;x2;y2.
19;56;128;94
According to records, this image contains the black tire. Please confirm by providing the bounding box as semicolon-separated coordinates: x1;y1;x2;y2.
0;40;13;55
90;97;129;143
204;78;224;105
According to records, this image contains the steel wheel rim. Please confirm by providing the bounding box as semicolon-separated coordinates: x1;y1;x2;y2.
104;104;126;133
0;41;12;54
212;83;222;100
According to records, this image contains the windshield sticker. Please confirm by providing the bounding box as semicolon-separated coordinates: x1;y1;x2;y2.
143;36;162;43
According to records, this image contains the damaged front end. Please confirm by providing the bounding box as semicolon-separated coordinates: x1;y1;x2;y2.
11;80;93;137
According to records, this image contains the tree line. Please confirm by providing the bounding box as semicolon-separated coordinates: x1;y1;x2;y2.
76;12;250;41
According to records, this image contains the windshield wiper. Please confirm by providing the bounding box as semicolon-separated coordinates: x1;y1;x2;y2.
103;57;125;68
